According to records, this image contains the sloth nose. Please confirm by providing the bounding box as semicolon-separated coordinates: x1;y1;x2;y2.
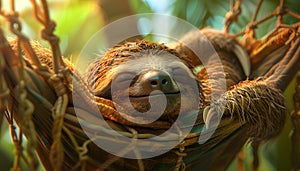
142;70;179;93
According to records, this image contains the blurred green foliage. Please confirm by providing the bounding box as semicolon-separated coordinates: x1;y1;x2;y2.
130;0;300;37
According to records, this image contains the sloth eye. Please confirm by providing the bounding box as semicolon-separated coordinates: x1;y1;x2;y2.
171;67;195;84
172;67;187;75
114;72;137;85
172;67;194;77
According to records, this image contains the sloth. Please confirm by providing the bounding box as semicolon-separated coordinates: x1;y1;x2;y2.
84;29;252;127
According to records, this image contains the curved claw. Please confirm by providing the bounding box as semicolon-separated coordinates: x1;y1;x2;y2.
233;43;251;77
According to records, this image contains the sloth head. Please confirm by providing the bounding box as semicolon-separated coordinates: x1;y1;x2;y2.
86;41;200;122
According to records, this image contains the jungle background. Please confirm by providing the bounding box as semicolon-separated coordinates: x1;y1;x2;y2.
0;0;299;170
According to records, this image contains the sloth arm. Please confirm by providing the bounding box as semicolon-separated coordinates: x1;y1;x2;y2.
174;29;288;170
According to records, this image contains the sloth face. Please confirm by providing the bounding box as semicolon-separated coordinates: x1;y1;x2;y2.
85;40;202;124
97;51;200;121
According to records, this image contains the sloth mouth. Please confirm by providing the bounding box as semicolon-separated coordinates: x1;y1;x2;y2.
129;91;180;98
